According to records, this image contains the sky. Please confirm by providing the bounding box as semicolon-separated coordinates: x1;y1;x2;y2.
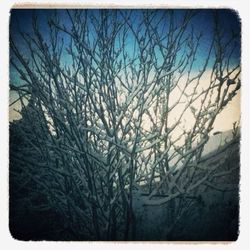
9;8;241;132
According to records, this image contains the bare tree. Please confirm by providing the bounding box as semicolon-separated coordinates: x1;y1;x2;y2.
10;9;240;240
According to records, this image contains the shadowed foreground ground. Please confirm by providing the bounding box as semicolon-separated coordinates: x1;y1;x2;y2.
9;121;239;241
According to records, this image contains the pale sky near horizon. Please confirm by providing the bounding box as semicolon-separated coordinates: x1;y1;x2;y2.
9;76;241;134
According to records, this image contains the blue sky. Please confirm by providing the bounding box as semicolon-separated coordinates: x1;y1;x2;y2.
10;9;241;86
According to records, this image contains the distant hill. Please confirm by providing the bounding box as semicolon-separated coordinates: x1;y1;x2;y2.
202;129;240;156
168;128;240;168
